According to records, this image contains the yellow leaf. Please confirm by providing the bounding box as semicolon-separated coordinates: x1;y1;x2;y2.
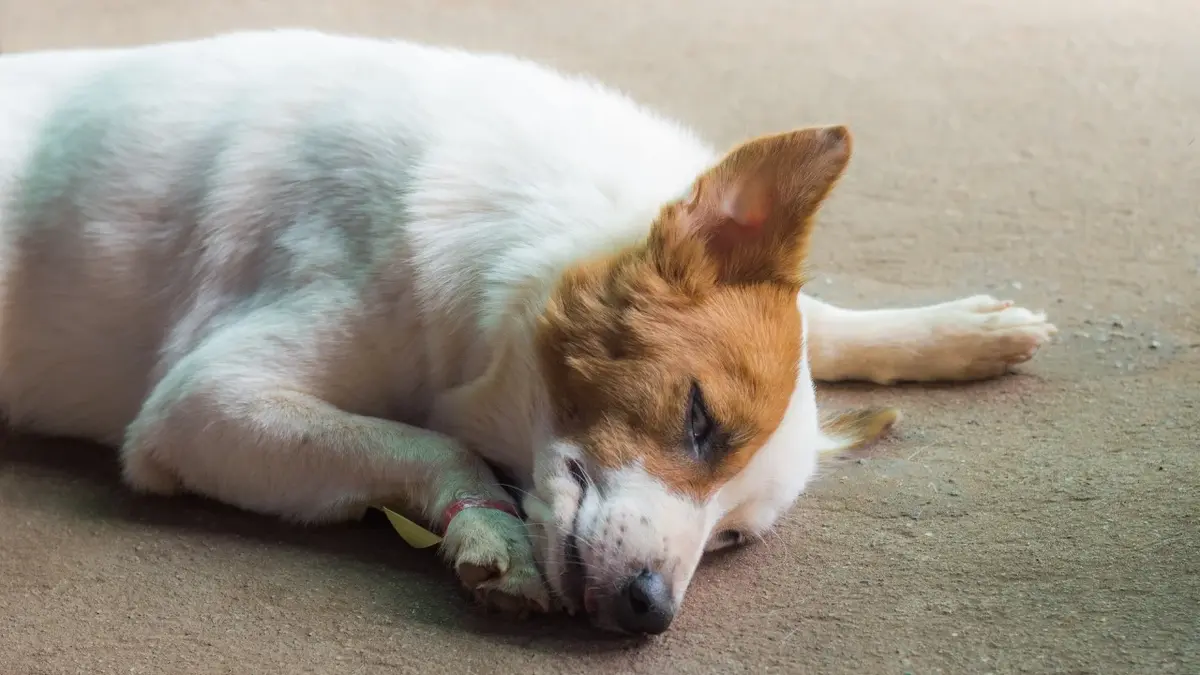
375;506;442;549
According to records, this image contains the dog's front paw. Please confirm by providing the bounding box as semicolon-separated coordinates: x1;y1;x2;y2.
440;507;551;616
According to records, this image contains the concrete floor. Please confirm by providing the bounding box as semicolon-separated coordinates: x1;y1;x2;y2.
1;1;1197;673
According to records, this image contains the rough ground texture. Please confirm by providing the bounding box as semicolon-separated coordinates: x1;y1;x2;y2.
1;1;1196;673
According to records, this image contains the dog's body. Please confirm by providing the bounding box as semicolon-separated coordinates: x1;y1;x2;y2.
0;30;1055;633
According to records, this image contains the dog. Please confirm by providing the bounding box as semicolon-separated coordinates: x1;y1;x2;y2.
0;30;1056;634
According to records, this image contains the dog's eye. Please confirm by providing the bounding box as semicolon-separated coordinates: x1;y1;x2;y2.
686;383;719;459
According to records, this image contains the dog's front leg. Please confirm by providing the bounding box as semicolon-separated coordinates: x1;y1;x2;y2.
800;293;1057;384
118;325;549;614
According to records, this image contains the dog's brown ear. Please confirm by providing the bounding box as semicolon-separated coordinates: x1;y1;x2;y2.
654;126;851;287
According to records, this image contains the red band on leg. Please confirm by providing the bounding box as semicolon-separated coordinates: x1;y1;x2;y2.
441;497;521;533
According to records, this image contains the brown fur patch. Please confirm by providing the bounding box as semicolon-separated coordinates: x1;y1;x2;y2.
535;126;852;499
819;407;902;456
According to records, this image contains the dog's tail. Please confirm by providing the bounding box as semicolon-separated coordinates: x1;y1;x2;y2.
816;407;901;456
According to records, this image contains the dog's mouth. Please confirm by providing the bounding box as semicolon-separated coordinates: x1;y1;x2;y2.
561;459;591;614
562;532;587;611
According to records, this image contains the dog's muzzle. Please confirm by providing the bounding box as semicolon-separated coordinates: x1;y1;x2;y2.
563;460;677;635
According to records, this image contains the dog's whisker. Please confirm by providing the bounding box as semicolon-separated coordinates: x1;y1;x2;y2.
496;483;541;503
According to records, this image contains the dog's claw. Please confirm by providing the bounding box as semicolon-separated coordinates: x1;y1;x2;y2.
456;561;503;588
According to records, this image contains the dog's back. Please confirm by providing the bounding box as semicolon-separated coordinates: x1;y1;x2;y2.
0;31;716;448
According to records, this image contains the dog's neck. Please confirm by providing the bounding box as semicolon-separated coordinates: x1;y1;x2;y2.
365;96;720;483
406;207;669;482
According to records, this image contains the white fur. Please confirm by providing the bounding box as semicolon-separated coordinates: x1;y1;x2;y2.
801;293;1056;384
0;30;1055;631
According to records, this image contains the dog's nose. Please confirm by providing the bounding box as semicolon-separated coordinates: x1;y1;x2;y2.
615;569;675;634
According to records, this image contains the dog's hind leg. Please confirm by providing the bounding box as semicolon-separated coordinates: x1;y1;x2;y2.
799;293;1057;384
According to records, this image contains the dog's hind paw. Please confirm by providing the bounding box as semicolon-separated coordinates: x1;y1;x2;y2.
917;295;1058;381
440;506;551;616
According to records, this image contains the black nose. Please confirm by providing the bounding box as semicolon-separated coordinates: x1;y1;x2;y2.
615;570;675;634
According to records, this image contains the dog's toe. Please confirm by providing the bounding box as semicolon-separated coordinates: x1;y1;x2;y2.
943;294;1012;314
473;562;552;615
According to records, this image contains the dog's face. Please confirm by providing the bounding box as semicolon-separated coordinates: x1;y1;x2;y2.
525;126;853;634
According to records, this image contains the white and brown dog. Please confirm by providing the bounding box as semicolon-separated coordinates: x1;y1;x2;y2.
0;30;1055;634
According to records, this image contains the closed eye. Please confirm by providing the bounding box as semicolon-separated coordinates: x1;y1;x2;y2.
686;382;729;463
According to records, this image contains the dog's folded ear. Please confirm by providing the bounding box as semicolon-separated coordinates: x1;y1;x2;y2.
651;126;852;288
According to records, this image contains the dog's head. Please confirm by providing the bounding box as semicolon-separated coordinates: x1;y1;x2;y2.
525;126;858;634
